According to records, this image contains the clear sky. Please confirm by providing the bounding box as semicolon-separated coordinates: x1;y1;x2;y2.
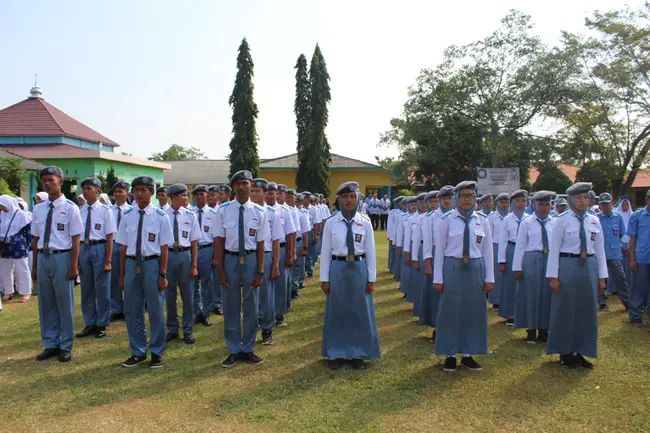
0;0;637;163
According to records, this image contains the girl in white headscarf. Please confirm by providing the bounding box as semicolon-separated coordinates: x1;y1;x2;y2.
614;196;634;284
99;193;111;206
34;192;48;205
0;195;33;306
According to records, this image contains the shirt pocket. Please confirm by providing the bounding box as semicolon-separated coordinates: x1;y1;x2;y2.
587;225;600;247
474;229;486;245
352;224;365;244
223;219;237;238
53;213;69;235
246;218;260;238
145;226;160;244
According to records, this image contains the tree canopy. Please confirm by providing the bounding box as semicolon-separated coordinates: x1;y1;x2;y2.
150;144;207;162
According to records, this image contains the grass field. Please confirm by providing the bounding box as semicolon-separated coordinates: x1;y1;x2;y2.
1;233;650;433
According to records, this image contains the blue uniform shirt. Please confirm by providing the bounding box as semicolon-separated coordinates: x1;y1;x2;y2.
627;207;650;264
598;211;624;260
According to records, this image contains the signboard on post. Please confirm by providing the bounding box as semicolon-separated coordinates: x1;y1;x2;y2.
477;168;519;195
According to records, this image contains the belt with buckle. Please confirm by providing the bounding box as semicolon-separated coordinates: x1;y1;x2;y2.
169;246;191;253
279;242;287;248
225;249;256;256
332;254;366;262
296;237;302;241
199;244;213;249
560;252;593;258
38;248;71;255
83;239;107;246
508;240;516;245
126;255;160;261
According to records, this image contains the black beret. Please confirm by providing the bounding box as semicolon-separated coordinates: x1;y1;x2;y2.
156;187;168;194
191;185;209;194
510;189;528;201
112;181;130;192
40;166;63;179
267;182;278;191
437;185;455;198
133;176;156;189
495;193;510;202
336;182;359;195
167;183;189;196
287;189;296;196
252;178;269;190
454;181;477;192
531;190;555;201
220;185;232;193
566;182;593;196
277;184;288;193
208;185;220;193
81;177;101;188
230;170;253;186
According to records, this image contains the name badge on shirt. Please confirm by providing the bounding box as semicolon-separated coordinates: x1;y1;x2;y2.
249;228;257;237
204;226;210;233
95;223;101;230
182;231;189;239
355;234;362;242
57;223;65;231
148;233;156;242
591;232;596;241
476;235;483;244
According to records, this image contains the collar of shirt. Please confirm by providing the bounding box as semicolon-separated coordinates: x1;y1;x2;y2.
83;200;103;211
47;194;68;209
135;203;157;215
113;202;130;210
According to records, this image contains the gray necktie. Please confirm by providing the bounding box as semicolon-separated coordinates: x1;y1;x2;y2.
198;208;203;228
462;214;470;264
539;218;548;253
136;209;145;265
43;203;54;249
117;207;122;227
84;206;92;243
173;210;179;246
578;214;587;259
345;219;354;259
238;205;246;262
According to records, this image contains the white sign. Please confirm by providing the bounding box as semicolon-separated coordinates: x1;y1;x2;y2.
477;168;519;195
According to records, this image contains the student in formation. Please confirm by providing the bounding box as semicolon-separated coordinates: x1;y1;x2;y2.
164;184;200;345
546;182;607;368
275;184;295;306
613;195;633;288
397;197;417;299
627;189;650;326
498;190;528;326
32;166;83;363
109;181;132;322
0;195;33;309
191;184;216;327
487;193;510;311
156;187;170;211
212;171;270;368
320;181;380;370
392;198;408;287
289;191;310;298
117;176;173;368
207;185;220;209
512;190;555;344
210;184;233;316
407;193;428;317
76;177;116;339
479;194;493;216
423;186;452;342
597;192;629;311
434;181;494;372
302;192;320;279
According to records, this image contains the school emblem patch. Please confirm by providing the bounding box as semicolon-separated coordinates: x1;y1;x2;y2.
57;223;64;231
591;232;596;241
148;233;156;242
204;226;210;232
182;231;189;239
476;235;483;244
355;234;362;242
95;223;101;230
249;228;257;237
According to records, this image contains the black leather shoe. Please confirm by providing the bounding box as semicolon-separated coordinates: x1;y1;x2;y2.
243;352;263;365
109;312;125;322
58;350;72;363
350;359;366;370
327;358;344;370
183;334;196;345
76;326;95;338
149;354;163;368
213;307;223;316
95;327;107;339
200;316;212;327
166;333;179;342
36;348;60;361
221;353;239;368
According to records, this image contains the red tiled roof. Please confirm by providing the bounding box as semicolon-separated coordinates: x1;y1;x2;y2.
631;168;650;189
0;97;119;147
529;164;579;185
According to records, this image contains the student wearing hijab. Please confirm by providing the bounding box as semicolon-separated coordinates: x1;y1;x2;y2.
34;192;48;205
498;190;528;326
434;181;494;372
320;181;379;370
546;182;607;368
487;193;510;311
387;197;403;276
99;193;111;206
0;196;33;306
407;193;428;316
479;194;493;216
398;198;417;300
512;191;555;344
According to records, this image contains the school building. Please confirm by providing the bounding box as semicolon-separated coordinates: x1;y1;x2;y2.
164;153;394;204
0;84;170;205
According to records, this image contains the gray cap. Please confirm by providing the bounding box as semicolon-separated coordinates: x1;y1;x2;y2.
287;189;297;196
425;191;439;201
495;192;510;202
405;196;417;205
40;166;63;179
453;181;477;192
531;190;555;201
296;193;304;201
588;190;597;199
479;193;492;203
191;185;209;194
252;178;269;190
510;189;528;201
437;186;455;198
167;183;189;196
132;176;155;189
566;182;593;196
416;192;427;201
336;181;359;195
81;177;101;189
556;198;568;206
112;181;130;192
302;191;312;197
156;187;168;194
208;185;220;193
277;184;288;193
230;170;253;186
598;192;612;203
267;182;278;191
220;185;232;193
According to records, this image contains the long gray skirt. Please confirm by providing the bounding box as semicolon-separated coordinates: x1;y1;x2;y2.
514;251;551;330
547;256;598;358
488;243;502;305
410;244;426;313
395;249;402;283
322;260;381;360
498;242;517;320
435;257;488;356
419;246;441;327
388;241;395;274
400;252;411;296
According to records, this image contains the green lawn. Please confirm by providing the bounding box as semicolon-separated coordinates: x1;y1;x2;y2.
1;233;649;433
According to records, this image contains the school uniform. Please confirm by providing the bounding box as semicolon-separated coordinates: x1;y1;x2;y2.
379;198;390;231
165;205;201;339
212;201;229;313
78;199;117;332
546;207;608;361
368;198;379;230
487;209;507;307
193;204;217;320
408;209;427;316
256;203;283;334
271;202;296;321
211;198;270;357
627;207;650;324
0;196;32;300
598;209;629;308
397;208;413;295
421;204;447;328
320;210;380;362
498;212;525;321
32;194;83;355
116;203;173;360
387;206;397;273
293;206;311;292
110;202;132;317
393;208;408;285
305;204;319;277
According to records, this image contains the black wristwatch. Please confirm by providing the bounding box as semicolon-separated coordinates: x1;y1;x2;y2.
256;271;264;277
159;272;167;278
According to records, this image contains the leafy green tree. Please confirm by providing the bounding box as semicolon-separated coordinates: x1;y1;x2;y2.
106;166;119;189
0;179;16;196
532;166;573;193
228;38;260;178
0;157;26;195
150;144;207;161
575;160;615;194
294;53;311;191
